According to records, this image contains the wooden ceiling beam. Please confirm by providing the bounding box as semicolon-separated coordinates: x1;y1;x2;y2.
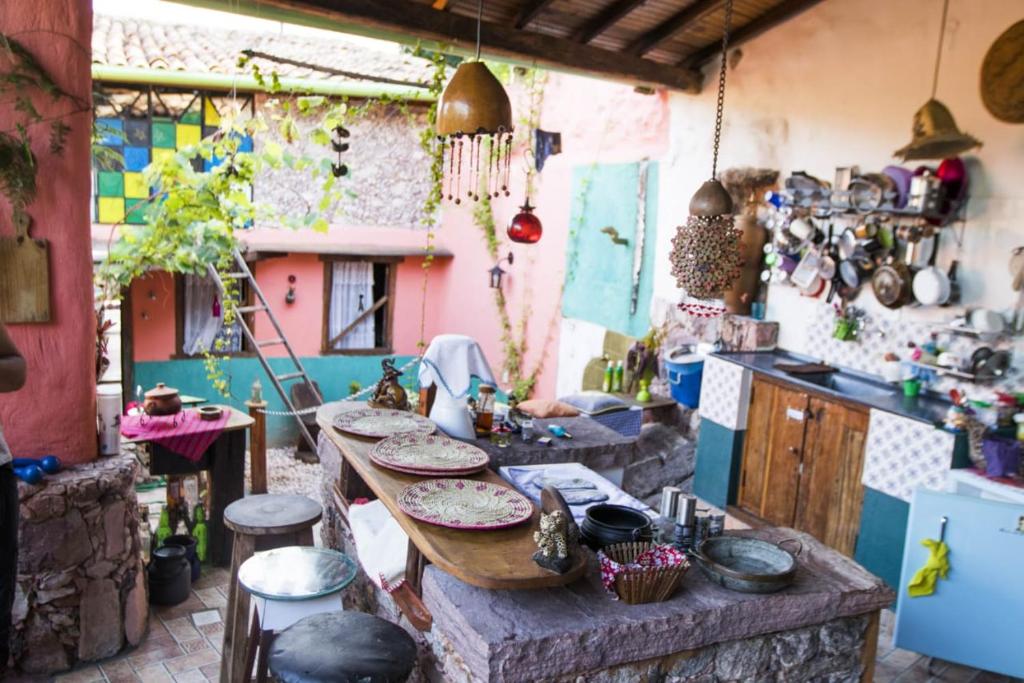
573;0;647;44
514;0;558;29
681;0;826;66
191;0;703;92
626;0;722;57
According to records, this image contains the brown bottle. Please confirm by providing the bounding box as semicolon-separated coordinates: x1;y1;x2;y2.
475;385;496;437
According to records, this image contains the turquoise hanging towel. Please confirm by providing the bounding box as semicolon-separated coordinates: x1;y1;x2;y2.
907;538;949;598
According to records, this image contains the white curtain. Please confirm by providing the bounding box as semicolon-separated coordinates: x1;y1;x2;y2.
183;275;241;356
329;262;376;350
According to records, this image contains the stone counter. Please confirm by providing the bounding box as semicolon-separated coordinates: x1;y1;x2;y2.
419;527;893;682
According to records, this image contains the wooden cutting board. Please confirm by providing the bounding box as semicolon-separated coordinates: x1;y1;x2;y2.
0;217;50;323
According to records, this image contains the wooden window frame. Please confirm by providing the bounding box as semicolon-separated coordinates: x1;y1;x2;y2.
172;272;255;360
320;255;401;356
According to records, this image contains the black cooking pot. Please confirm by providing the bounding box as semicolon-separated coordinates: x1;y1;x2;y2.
148;545;191;606
163;535;201;583
580;504;653;550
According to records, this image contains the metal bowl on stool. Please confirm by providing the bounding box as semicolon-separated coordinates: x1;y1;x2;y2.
695;535;802;593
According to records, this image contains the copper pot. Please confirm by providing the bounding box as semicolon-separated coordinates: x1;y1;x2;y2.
144;383;182;416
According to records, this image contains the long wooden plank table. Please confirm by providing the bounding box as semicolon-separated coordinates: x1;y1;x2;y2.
317;401;586;591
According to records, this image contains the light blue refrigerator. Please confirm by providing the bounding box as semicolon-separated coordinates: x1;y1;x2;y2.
895;488;1024;678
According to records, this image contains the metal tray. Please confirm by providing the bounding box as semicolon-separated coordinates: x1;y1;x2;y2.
695;535;801;593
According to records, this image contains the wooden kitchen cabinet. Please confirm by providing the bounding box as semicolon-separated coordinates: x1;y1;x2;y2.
737;376;869;556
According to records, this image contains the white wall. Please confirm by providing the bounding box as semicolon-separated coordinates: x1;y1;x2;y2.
653;0;1024;358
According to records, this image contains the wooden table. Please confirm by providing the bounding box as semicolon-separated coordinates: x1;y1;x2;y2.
316;402;586;592
127;406;254;566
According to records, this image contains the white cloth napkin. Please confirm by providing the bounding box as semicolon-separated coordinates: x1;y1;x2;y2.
347;499;409;591
418;334;496;399
499;462;654;524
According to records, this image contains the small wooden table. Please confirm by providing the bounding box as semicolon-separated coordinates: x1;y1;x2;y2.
317;402;586;592
126;406;254;566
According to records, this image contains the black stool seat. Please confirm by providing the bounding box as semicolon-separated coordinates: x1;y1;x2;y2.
268;612;417;683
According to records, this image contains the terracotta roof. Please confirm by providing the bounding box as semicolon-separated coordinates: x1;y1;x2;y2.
92;14;435;87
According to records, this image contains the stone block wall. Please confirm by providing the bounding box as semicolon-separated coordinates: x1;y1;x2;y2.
13;454;147;674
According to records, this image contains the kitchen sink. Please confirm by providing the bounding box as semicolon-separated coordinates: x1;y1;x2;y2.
790;371;895;401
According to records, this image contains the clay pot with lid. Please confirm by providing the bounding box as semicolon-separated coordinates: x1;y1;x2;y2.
144;383;182;416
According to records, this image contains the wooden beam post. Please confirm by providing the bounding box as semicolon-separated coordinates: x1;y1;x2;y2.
681;0;826;67
172;0;703;92
247;399;268;494
627;0;722;56
514;0;558;29
573;0;647;44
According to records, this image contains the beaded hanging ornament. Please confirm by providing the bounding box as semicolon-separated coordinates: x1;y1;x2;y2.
670;0;742;318
437;0;514;204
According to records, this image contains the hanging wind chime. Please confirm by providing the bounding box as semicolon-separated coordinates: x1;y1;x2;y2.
670;0;742;318
437;0;514;204
894;0;981;160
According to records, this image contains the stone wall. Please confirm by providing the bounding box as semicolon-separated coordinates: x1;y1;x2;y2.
13;454;147;674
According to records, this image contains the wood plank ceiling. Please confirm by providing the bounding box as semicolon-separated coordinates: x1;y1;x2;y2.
184;0;826;92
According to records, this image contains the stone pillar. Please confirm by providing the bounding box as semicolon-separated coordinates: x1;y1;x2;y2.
0;0;96;463
13;455;147;675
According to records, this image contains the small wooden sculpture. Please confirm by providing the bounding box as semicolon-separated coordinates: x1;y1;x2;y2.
368;358;410;411
533;486;580;574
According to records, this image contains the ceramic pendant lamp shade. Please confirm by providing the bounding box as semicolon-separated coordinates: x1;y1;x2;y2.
437;62;514;203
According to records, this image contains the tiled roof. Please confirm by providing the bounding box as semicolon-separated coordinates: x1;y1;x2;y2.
92;14;434;87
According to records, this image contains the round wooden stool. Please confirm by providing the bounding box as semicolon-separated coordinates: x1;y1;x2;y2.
221;494;322;683
268;611;417;683
238;547;357;682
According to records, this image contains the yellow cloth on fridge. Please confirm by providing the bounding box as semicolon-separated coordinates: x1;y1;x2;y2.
907;538;949;598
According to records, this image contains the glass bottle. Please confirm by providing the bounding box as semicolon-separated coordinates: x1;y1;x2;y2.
475;385;496;436
154;506;172;549
193;504;208;563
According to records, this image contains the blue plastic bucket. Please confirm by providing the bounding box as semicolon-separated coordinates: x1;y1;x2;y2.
665;353;704;408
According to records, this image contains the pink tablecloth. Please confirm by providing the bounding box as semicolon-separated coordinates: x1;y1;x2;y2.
121;409;231;461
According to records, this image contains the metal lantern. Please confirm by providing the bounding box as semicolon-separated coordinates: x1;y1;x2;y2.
669;0;742;318
489;252;514;288
438;1;514;204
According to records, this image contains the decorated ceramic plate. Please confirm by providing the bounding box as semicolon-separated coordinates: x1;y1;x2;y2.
371;434;489;475
332;408;436;439
397;479;533;530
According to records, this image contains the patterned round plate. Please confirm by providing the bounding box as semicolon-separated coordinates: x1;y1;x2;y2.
332;408;436;439
397;479;533;530
371;434;489;475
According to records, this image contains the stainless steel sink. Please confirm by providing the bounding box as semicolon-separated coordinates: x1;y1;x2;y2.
789;371;895;401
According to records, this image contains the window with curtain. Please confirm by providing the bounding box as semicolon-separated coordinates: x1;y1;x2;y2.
181;274;243;356
324;260;391;352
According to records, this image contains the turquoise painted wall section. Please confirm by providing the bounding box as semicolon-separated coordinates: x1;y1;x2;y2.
563;162;659;338
855;486;909;591
693;419;745;509
135;355;417;447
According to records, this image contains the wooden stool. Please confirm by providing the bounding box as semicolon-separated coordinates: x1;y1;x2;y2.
268;611;417;683
221;494;322;683
238;547;357;682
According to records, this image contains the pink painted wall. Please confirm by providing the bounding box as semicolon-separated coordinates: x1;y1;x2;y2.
0;0;97;463
126;74;669;402
130;272;177;361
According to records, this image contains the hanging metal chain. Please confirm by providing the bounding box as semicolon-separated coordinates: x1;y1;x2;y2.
475;0;484;61
710;0;735;180
930;0;951;99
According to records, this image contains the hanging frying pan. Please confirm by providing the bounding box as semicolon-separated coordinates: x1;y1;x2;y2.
873;258;913;308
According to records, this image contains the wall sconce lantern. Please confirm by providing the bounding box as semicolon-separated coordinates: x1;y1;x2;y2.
285;274;297;304
489;252;514;289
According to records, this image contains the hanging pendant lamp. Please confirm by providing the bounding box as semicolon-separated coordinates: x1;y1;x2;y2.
670;0;742;318
438;0;514;204
507;199;543;243
894;0;981;161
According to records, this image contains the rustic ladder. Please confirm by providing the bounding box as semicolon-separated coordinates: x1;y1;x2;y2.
207;248;323;454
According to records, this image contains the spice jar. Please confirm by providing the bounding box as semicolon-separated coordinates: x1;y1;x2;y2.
490;424;512;448
475;385;496;437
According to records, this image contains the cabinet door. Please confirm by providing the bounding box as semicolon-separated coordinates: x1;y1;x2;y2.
738;378;775;514
759;385;810;527
795;399;869;555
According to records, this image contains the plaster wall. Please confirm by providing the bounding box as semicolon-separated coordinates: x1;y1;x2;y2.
653;0;1024;360
0;0;96;462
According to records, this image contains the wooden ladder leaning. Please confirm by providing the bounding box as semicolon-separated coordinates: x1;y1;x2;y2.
207;248;323;454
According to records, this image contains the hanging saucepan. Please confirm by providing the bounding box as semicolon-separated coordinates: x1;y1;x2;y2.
904;234;936;270
837;260;863;301
837;228;859;260
883;165;914;208
848;173;896;213
912;264;952;306
872;258;913;309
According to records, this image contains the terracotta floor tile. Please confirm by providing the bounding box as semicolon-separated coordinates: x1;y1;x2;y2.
193;588;226;610
131;634;177;656
163;649;219;674
163;617;201;643
940;663;986;682
197;622;223;639
177;638;210;655
134;665;174;683
972;672;1020;682
152;597;207;623
172;671;206;683
100;658;140;682
191;568;230;591
190;610;221;628
52;665;105;683
127;641;185;670
198;663;220;681
886;648;926;670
